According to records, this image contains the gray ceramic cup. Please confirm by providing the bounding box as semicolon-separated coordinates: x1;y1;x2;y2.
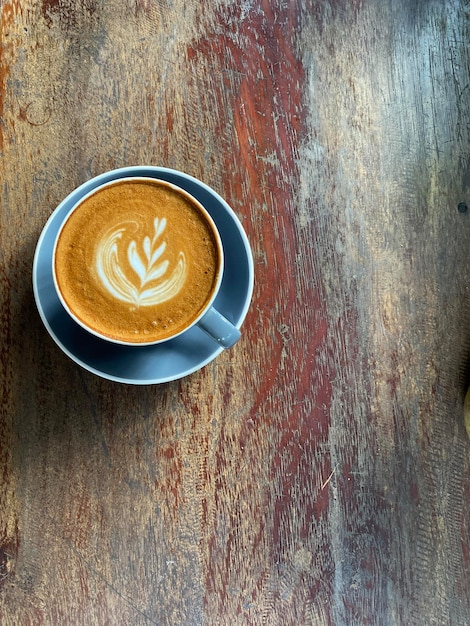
52;177;241;349
33;167;254;384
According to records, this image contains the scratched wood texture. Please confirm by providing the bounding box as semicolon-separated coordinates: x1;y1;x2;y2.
1;0;469;624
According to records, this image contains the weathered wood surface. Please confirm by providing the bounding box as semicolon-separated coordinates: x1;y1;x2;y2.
1;1;469;624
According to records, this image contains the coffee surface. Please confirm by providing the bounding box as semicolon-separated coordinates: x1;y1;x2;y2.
54;179;221;343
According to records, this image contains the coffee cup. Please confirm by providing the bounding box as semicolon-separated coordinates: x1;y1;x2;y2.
52;177;241;348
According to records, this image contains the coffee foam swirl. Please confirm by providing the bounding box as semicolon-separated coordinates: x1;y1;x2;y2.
95;216;187;306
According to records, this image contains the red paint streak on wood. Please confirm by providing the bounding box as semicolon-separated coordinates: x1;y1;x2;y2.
189;1;337;615
41;0;98;29
155;441;183;519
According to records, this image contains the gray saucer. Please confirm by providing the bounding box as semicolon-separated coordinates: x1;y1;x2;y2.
32;167;254;384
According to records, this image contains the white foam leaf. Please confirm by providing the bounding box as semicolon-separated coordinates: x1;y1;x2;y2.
143;236;151;261
150;241;166;266
145;260;169;284
128;241;147;284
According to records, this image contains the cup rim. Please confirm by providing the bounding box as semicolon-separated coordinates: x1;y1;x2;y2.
52;176;225;346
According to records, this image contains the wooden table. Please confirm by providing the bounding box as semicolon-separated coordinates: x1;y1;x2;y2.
1;1;469;624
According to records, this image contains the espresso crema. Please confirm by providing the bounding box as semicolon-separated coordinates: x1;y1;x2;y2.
54;179;221;343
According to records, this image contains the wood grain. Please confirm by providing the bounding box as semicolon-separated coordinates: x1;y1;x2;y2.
1;0;469;624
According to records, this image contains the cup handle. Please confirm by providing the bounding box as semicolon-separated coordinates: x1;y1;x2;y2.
197;307;241;349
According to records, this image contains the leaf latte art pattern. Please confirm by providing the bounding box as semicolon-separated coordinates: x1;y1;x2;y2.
96;217;187;306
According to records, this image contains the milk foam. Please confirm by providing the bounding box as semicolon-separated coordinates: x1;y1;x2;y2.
95;217;187;306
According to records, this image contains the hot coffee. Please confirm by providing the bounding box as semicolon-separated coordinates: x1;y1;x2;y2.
54;178;222;343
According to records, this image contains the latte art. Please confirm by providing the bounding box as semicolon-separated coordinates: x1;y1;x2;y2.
96;217;187;306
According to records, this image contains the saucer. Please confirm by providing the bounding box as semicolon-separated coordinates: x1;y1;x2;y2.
32;167;254;384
